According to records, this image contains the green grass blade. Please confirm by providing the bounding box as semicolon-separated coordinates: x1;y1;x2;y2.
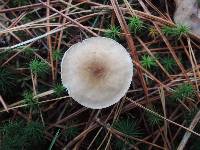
48;129;61;150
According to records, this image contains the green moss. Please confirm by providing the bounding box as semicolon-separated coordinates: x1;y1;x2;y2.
53;84;66;97
64;126;79;140
161;56;177;73
0;120;44;150
172;83;195;102
162;24;190;38
104;26;121;40
52;50;63;61
145;105;163;127
113;117;142;137
8;0;29;7
0;68;15;94
128;16;144;35
29;59;49;76
141;55;157;70
23;91;39;110
112;117;142;150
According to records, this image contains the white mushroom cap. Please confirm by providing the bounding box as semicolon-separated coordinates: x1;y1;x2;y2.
61;37;133;109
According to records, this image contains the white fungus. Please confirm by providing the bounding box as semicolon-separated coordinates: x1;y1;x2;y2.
174;0;200;36
61;37;133;109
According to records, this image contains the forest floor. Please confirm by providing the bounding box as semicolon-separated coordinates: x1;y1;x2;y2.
0;0;200;150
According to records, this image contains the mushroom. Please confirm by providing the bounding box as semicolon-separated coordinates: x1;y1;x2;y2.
61;37;133;109
174;0;200;36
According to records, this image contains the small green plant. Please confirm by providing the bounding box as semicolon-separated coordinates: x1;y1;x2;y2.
113;117;142;137
145;106;162;127
113;117;142;150
172;83;195;102
53;84;65;96
9;0;29;7
148;27;159;38
23;91;38;109
104;26;120;40
128;16;144;34
141;55;157;70
0;68;15;94
162;24;190;38
53;49;62;61
161;56;177;72
64;126;79;140
0;120;44;150
25;121;44;145
29;59;49;76
0;120;26;150
22;47;38;56
114;138;130;150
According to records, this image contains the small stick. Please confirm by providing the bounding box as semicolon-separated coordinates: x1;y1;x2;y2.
177;110;200;150
0;95;8;112
127;98;200;137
